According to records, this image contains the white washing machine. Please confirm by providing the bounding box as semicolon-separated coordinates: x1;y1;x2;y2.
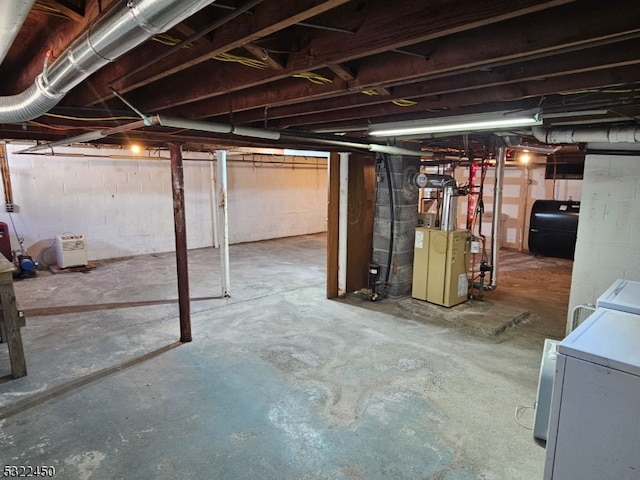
544;307;640;479
596;278;640;314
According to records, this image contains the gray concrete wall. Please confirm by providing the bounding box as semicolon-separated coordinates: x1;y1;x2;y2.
568;153;640;328
372;152;420;297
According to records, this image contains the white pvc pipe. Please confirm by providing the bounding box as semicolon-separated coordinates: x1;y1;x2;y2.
490;146;506;288
209;160;220;248
338;152;350;297
532;125;640;144
216;149;230;297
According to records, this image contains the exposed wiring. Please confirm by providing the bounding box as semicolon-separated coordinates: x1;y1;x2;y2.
559;87;640;95
45;113;140;122
514;405;534;430
292;72;333;85
392;99;418;107
151;32;191;47
213;52;268;69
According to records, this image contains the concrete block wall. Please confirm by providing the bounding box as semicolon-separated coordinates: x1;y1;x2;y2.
0;145;327;262
568;153;640;318
227;157;328;244
372;153;420;297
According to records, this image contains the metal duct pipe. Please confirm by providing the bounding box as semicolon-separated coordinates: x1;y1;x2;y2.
0;0;215;124
417;174;457;189
490;146;506;289
532;125;640;144
441;186;458;232
0;0;36;65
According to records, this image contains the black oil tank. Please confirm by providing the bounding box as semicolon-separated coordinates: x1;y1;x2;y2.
528;200;580;259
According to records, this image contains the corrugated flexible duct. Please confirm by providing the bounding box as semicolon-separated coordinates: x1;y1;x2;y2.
0;0;216;124
0;0;36;65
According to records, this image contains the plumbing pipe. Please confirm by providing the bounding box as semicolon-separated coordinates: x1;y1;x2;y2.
16;114;432;158
490;146;506;288
216;149;231;298
0;0;216;123
338;152;349;297
209;160;220;248
441;186;458;232
532;125;640;144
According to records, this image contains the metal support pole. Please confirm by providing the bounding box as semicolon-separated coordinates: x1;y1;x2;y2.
490;146;506;289
216;150;231;297
338;152;349;297
169;143;191;343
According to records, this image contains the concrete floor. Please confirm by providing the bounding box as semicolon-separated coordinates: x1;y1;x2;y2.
0;233;573;479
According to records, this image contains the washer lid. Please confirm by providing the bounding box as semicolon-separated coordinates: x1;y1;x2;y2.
559;307;640;377
596;279;640;315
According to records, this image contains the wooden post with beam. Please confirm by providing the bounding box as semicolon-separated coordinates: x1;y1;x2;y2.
169;144;192;343
0;257;27;378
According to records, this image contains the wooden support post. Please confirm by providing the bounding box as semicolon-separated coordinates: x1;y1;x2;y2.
0;261;27;378
169;144;192;343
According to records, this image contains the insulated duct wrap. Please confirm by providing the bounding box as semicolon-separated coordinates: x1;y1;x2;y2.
532;126;640;144
0;0;215;124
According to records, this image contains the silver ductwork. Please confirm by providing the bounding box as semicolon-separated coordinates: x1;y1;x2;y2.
0;0;215;124
532;125;640;144
0;0;36;65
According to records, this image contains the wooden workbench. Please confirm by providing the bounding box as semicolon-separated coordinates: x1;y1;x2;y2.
0;256;27;378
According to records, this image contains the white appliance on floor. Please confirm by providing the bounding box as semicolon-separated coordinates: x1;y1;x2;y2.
532;339;560;441
55;234;88;268
543;307;640;479
534;279;640;443
596;278;640;314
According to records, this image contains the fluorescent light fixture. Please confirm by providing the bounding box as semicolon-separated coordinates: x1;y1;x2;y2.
369;111;542;137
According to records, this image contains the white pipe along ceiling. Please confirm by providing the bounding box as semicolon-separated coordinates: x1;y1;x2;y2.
532;125;640;144
0;0;216;124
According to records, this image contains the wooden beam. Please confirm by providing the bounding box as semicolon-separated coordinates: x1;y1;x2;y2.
11;0;117;91
326;152;339;298
78;0;568;107
222;39;640;125
243;44;285;70
75;0;352;106
169;144;192;343
130;0;636;118
0;268;27;378
268;64;640;128
328;64;355;82
36;0;85;22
